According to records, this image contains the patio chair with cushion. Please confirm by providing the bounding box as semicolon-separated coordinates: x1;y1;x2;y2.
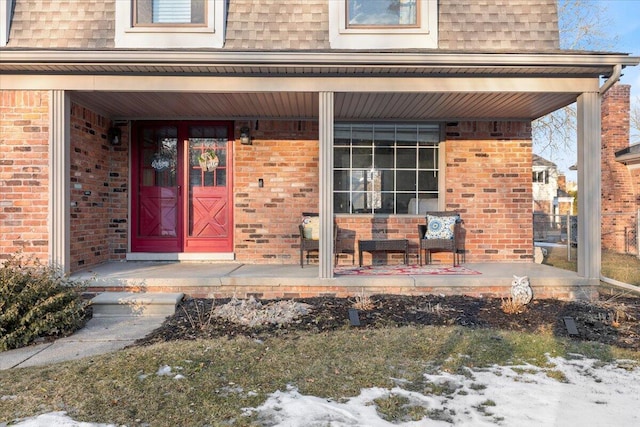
299;213;320;267
418;211;465;267
300;213;352;267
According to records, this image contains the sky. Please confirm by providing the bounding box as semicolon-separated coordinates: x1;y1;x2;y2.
8;355;640;426
606;0;640;100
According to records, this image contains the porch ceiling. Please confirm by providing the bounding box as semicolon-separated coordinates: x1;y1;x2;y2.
7;51;637;122
71;90;577;122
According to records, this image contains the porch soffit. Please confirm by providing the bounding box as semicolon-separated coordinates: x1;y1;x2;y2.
2;51;637;121
69;91;578;122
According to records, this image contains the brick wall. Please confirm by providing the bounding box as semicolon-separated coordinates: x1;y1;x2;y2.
601;84;637;253
445;121;534;262
69;104;128;271
233;119;534;265
234;120;320;263
0;91;50;261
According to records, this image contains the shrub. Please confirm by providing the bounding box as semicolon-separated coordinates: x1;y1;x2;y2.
0;255;88;351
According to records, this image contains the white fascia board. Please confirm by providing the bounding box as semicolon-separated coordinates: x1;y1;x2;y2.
0;75;600;94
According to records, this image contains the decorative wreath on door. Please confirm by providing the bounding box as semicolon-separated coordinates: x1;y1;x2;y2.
198;150;219;172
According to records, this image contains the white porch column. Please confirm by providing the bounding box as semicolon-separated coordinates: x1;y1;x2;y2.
49;90;70;273
318;91;334;278
576;92;601;282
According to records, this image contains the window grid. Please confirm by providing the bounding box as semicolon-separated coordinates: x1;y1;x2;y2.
334;123;440;215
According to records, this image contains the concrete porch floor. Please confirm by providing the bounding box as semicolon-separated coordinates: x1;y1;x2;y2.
70;261;595;300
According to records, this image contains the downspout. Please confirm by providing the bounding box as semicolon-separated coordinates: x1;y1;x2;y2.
598;64;622;95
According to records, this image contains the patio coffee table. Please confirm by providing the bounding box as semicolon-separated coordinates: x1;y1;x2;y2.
358;239;409;267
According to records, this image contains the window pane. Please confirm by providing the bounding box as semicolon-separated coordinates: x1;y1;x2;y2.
397;193;413;214
396;126;418;146
347;0;417;27
374;146;394;168
334;147;351;168
396;170;415;191
418;171;438;191
335;193;350;213
380;193;395;213
418;147;437;169
396;148;416;168
334;170;350;191
380;170;394;191
352;148;372;168
375;125;395;146
136;0;205;25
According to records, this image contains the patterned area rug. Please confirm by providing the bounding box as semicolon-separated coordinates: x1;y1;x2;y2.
334;264;481;276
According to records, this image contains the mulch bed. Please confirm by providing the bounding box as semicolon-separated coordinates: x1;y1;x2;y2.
134;293;640;351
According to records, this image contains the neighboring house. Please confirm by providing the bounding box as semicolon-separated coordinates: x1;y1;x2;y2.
0;1;638;285
603;84;639;255
532;154;574;242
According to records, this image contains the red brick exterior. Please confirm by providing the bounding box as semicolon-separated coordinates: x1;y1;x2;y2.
69;104;128;270
234;119;533;265
1;92;535;268
445;121;534;262
0;91;50;261
233;120;320;263
601;84;637;254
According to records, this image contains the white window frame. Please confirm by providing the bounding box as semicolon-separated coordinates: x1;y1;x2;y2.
329;0;437;49
115;0;225;48
0;0;13;46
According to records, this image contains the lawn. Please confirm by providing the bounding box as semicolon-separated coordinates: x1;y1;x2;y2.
542;245;640;287
1;325;639;426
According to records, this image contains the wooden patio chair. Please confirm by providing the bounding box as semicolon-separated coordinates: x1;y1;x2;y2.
418;211;465;267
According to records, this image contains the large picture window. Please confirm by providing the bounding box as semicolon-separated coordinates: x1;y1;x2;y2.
334;123;441;215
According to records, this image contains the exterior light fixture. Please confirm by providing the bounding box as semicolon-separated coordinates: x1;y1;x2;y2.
107;127;122;145
240;126;251;145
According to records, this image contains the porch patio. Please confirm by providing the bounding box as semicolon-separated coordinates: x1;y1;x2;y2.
71;261;595;301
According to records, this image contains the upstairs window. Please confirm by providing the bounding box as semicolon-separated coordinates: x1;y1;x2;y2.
134;0;205;26
329;0;437;49
115;0;224;48
347;0;418;28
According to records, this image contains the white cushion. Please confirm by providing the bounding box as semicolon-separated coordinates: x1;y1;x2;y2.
301;216;320;240
425;214;458;239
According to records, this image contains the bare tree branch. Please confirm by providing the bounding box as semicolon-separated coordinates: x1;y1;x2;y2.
631;96;640;145
533;0;618;168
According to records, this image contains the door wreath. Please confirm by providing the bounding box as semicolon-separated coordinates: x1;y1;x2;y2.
198;150;219;172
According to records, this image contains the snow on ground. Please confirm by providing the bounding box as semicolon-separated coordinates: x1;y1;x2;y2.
6;355;640;427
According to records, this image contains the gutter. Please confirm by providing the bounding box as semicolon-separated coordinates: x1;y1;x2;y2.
1;50;639;68
598;63;623;95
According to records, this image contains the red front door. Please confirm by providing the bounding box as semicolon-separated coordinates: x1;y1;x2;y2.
131;121;233;253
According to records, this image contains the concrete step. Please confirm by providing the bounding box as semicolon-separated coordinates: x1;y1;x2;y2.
91;292;184;317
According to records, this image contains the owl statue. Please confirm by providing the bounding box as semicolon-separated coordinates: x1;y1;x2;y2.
511;275;533;305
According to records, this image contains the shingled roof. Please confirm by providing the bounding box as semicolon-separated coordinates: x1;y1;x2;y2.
6;0;560;51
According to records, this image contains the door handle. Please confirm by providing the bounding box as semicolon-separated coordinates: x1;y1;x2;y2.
177;185;182;196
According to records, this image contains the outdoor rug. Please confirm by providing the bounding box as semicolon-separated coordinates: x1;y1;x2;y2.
334;264;481;276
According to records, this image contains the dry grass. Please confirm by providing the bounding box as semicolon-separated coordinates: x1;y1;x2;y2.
500;297;527;314
542;246;640;287
351;289;376;311
1;326;638;426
